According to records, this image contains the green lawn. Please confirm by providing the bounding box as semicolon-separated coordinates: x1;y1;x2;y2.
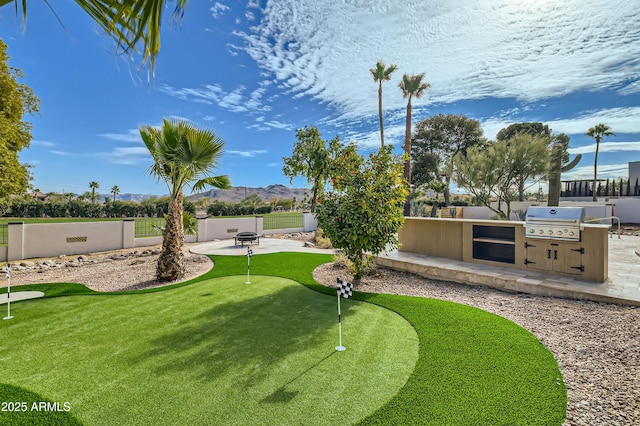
0;253;567;425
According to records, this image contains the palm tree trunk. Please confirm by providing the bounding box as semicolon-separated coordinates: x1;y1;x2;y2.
378;83;384;147
157;192;185;281
403;98;413;216
592;138;600;202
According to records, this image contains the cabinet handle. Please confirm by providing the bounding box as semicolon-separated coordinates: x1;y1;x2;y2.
553;250;558;260
547;249;552;259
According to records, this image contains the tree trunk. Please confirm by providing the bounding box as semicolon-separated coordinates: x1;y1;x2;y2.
444;175;452;206
378;83;384;147
157;192;185;281
403;98;412;216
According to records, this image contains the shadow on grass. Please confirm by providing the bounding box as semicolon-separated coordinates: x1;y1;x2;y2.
130;278;355;391
0;383;82;426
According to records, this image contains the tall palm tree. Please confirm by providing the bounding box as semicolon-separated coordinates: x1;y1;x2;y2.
111;185;120;202
1;0;190;75
586;123;614;202
399;73;430;216
89;181;99;203
140;118;230;281
370;60;398;147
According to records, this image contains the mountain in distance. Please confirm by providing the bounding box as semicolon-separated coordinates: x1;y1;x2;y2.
189;184;308;203
97;185;307;204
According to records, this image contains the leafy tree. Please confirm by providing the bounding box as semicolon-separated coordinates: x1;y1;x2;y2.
89;181;100;203
399;73;430;216
111;185;120;202
282;126;340;213
316;145;409;282
495;122;551;141
411;114;485;205
140;118;230;281
454;136;549;220
0;38;40;198
586;123;614;201
2;0;190;75
370;60;398;147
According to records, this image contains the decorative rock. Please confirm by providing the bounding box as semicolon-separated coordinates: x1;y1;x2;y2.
109;255;128;261
19;261;35;267
78;255;90;262
561;318;571;324
304;241;315;247
577;347;587;356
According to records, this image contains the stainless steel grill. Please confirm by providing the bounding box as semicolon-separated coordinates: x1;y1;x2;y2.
524;206;585;241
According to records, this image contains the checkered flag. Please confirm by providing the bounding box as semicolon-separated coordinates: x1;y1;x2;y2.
336;278;352;299
5;265;10;279
247;247;253;257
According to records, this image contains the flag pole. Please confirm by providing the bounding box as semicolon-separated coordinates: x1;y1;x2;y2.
336;293;345;351
245;247;252;284
4;265;13;320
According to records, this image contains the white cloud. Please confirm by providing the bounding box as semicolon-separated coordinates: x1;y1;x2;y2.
569;141;640;155
210;2;230;19
98;129;142;143
31;140;55;147
109;147;150;165
227;149;268;157
563;163;630;180
160;83;271;114
547;107;640;136
237;0;640;121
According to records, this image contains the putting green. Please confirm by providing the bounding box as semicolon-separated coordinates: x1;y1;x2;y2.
0;276;418;425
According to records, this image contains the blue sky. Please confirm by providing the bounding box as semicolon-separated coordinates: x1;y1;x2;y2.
1;0;639;197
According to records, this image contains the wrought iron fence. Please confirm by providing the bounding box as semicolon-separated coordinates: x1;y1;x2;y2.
134;218;165;238
262;213;303;230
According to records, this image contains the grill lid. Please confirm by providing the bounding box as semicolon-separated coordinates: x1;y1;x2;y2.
525;206;585;223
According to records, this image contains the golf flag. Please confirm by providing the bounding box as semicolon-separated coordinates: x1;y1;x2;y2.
245;247;253;284
337;278;353;299
335;278;353;351
5;264;10;279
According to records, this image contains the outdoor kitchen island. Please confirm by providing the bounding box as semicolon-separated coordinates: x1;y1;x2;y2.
396;214;609;282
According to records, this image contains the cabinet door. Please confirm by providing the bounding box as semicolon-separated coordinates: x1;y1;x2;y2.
553;242;584;275
524;240;552;271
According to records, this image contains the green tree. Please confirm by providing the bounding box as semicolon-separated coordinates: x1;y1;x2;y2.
316;145;409;282
2;0;190;75
89;181;100;203
111;185;120;202
399;73;430;216
454;136;549;220
370;60;398;147
495;122;551;141
0;38;40;198
411;114;485;205
282;126;340;213
140;118;230;281
586;123;614;202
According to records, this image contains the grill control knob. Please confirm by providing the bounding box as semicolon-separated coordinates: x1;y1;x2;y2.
538;230;544;235
547;230;553;235
529;229;535;234
569;231;575;236
557;231;563;235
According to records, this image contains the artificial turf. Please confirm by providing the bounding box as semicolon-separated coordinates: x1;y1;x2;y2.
0;252;567;425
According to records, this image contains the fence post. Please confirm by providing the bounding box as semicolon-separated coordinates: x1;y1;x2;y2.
197;218;207;242
7;222;25;262
256;216;264;235
123;219;135;249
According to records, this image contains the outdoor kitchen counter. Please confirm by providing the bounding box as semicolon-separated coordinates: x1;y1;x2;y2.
398;218;609;282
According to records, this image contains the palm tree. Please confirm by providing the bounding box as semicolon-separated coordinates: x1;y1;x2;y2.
399;73;430;216
111;185;120;202
370;60;398;147
140;118;230;281
2;0;190;75
89;181;99;203
586;123;614;202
